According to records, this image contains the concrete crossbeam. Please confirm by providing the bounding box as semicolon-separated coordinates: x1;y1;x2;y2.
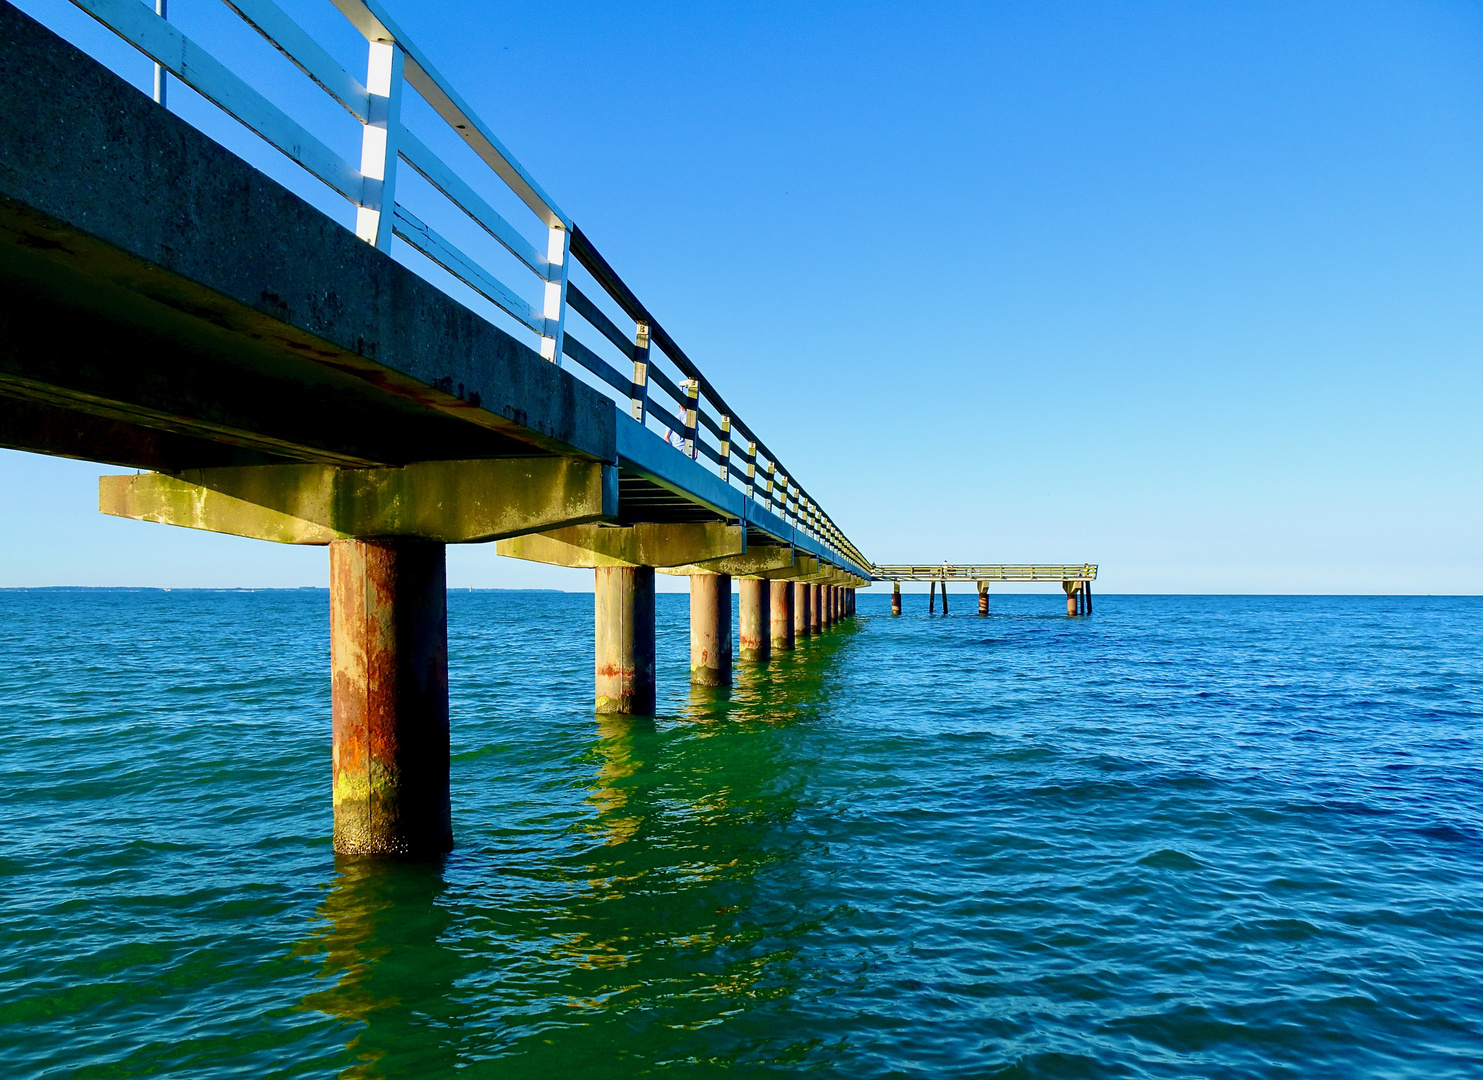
658;546;794;577
498;522;745;569
100;458;616;544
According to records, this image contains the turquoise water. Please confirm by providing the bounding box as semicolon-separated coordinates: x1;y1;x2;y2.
2;590;1482;1077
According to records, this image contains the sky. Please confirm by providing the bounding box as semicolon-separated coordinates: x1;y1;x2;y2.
3;0;1481;593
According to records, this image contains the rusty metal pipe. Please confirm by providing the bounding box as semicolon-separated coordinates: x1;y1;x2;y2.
690;573;732;686
330;538;451;858
595;565;656;714
770;579;794;651
738;577;770;663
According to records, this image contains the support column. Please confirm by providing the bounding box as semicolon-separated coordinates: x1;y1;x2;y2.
978;582;989;616
929;580;936;613
330;538;451;858
892;581;902;616
794;580;811;638
811;582;823;635
1065;581;1078;616
690;573;733;686
826;585;836;627
1085;580;1093;615
739;578;770;663
770;579;794;652
941;579;949;615
595;565;656;714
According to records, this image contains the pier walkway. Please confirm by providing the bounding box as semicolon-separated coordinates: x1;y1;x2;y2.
0;0;1091;857
873;564;1099;615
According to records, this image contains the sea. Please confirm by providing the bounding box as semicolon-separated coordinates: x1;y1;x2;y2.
2;590;1481;1078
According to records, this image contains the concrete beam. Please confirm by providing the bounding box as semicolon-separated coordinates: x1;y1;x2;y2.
100;458;616;544
498;522;745;569
0;4;616;469
755;554;819;581
658;546;794;577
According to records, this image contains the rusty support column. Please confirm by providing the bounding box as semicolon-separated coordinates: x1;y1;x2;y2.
1065;581;1078;616
690;573;732;686
811;583;823;635
978;582;989;616
594;565;656;714
330;539;451;858
738;577;770;663
892;581;901;616
770;579;794;652
794;580;811;638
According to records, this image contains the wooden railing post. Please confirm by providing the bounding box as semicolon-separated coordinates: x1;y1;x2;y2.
682;380;699;459
630;320;650;423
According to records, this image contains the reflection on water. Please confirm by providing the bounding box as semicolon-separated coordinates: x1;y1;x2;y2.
294;622;861;1077
295;859;465;1079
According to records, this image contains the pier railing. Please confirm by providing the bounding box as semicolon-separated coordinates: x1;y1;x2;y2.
873;564;1099;582
67;0;866;573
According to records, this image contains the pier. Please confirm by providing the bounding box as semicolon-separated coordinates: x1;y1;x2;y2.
0;0;1089;858
874;565;1099;617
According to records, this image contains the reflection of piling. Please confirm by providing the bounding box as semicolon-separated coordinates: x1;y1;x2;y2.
892;581;901;616
595;565;656;715
770;579;794;651
738;577;770;663
329;539;451;858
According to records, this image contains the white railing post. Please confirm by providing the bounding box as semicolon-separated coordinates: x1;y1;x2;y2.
355;39;404;252
540;224;570;365
630;320;650;422
153;0;167;106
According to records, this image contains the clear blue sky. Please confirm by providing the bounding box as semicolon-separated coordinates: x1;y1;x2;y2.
4;0;1481;592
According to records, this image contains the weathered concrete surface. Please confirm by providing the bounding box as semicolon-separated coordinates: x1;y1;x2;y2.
770;579;794;652
658;546;794;577
595;565;656;714
330;538;451;857
738;578;770;663
100;458;617;543
497;522;744;568
689;573;732;687
794;580;811;638
0;1;614;470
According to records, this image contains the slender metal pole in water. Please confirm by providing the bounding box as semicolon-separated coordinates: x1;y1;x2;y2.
929;580;936;613
892;581;902;616
941;578;948;615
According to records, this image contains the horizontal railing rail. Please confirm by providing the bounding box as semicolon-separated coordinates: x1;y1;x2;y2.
66;0;868;575
873;565;1099;582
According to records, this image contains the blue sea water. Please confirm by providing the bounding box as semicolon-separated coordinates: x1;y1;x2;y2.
1;590;1482;1078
